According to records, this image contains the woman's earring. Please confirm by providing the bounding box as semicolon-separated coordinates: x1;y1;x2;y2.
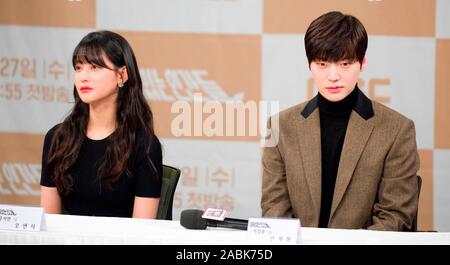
118;80;124;88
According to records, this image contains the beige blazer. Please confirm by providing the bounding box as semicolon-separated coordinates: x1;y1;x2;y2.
261;90;420;231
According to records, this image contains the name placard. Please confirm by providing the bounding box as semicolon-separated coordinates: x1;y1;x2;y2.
247;217;301;244
0;204;46;232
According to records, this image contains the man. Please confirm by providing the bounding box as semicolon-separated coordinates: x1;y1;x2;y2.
261;11;420;231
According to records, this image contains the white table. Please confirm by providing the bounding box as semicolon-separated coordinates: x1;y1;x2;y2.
1;214;449;245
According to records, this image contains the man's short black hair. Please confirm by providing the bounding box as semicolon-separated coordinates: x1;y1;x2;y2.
304;11;368;65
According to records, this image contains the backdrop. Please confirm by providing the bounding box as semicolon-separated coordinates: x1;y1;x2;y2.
1;0;449;231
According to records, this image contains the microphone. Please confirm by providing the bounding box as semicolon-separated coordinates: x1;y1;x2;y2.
180;209;248;230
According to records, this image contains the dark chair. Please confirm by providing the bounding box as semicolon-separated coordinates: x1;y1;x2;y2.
411;175;422;232
156;165;181;220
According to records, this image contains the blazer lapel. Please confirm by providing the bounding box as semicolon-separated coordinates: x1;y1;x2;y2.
297;109;322;220
329;111;374;220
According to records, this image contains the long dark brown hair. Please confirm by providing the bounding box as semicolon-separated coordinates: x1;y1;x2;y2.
46;30;157;195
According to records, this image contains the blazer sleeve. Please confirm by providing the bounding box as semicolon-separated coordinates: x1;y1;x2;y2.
261;117;294;217
368;118;420;231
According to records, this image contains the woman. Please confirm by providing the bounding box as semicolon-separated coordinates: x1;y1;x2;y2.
40;30;162;218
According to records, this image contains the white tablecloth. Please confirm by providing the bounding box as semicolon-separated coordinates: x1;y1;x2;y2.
1;214;449;245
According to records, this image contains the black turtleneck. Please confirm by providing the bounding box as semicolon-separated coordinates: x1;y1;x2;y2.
317;87;358;228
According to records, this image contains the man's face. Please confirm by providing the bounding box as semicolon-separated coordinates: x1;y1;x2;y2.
310;57;367;102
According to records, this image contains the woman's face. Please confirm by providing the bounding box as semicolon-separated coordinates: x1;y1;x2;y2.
74;53;124;106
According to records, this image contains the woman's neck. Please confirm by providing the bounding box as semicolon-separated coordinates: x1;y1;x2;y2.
86;98;117;140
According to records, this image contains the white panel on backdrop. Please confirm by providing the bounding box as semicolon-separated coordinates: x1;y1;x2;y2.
262;34;310;112
161;138;262;220
0;26;91;134
362;36;435;149
96;0;263;34
434;150;450;232
436;0;450;39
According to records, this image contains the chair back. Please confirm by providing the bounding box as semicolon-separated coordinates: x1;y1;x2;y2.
411;175;422;232
156;165;181;220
